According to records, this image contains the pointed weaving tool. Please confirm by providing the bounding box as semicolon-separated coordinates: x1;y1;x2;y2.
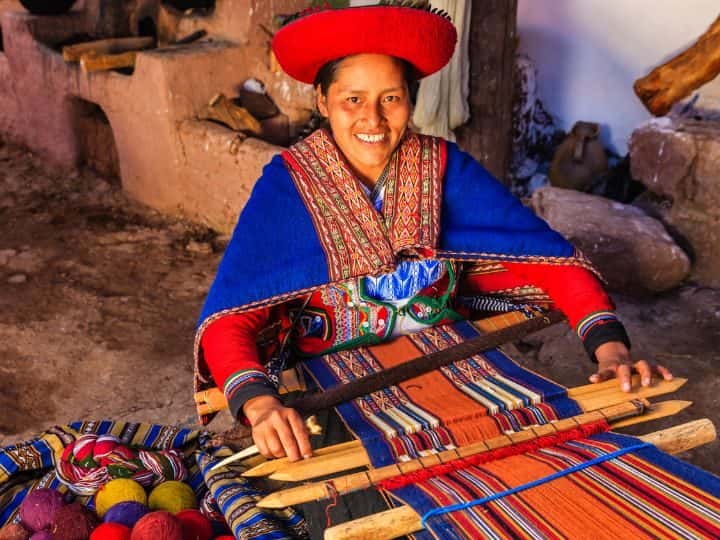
209;415;322;472
257;400;647;508
323;418;717;540
252;377;686;482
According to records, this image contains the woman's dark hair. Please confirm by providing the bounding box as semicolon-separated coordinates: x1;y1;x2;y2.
313;56;419;104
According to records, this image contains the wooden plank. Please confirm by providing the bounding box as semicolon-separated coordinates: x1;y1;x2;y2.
259;401;646;508
324;418;716;540
611;400;692;429
246;378;685;480
63;37;154;62
81;51;137;73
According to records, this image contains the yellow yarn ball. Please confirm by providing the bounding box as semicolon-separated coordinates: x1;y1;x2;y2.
148;481;197;514
95;478;147;517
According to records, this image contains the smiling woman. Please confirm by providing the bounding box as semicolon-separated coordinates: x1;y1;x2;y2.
193;3;672;538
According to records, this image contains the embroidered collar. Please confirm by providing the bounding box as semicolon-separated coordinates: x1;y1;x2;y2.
282;129;445;281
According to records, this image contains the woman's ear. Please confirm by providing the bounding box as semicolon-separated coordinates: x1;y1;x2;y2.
316;86;329;118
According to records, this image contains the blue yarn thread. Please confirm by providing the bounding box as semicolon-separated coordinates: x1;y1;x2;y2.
420;441;652;528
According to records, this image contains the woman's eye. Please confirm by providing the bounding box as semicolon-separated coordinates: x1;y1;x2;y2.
385;95;400;103
347;96;360;104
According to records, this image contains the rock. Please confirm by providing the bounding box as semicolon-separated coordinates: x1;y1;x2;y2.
7;273;27;284
629;118;720;286
185;240;213;255
530;187;691;294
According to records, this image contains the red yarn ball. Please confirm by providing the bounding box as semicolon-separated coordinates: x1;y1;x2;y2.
175;510;212;540
50;503;99;540
89;523;130;540
213;537;235;540
130;512;182;540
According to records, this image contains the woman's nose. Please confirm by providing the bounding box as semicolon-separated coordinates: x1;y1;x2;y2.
363;100;383;127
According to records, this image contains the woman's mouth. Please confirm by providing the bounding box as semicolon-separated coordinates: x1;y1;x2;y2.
355;133;386;144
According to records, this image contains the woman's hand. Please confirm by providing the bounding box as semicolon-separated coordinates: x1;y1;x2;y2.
590;341;673;392
242;395;313;461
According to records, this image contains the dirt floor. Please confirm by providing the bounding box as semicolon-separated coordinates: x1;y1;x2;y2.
1;136;718;476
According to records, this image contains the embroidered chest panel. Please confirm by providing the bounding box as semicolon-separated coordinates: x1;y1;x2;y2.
283;129;446;282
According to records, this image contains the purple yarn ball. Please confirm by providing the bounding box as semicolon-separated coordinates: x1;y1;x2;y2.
19;489;65;532
103;501;149;528
29;533;53;540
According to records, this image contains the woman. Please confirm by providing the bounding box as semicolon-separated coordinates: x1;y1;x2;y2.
194;4;672;467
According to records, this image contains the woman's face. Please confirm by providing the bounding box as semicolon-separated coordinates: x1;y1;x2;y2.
316;54;412;186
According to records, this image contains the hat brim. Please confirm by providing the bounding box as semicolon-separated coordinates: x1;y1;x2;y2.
272;6;458;85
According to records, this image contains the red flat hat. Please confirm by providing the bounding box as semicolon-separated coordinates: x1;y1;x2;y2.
272;6;457;85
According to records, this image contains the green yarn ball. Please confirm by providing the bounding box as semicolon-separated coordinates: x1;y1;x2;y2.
95;479;147;518
147;482;196;514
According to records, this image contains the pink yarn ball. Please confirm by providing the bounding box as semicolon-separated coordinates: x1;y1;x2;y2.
130;512;182;540
19;488;65;532
29;533;52;540
89;523;131;540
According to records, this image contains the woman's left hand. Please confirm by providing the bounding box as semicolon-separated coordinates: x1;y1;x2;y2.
589;341;673;392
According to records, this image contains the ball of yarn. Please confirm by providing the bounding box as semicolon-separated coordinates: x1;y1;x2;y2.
175;510;212;540
147;482;196;514
50;502;99;540
213;537;235;540
19;488;65;532
0;523;30;540
89;523;131;540
103;502;148;529
29;532;52;540
95;479;147;518
130;512;182;540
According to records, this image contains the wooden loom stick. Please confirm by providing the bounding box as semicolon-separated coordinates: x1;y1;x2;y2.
258;400;646;508
324;418;718;540
63;36;155;62
633;15;720;116
81;52;138;73
244;378;686;481
194;311;564;416
256;399;691;504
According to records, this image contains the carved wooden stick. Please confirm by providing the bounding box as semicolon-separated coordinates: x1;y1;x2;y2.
245;378;686;482
634;15;720;116
258;400;647;508
63;36;154;62
324;418;717;540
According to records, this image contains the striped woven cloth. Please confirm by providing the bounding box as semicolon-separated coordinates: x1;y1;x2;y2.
0;421;306;539
302;320;720;539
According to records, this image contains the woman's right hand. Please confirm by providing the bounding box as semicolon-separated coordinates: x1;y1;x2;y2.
242;395;313;461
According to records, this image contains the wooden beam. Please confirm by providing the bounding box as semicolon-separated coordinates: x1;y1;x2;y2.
258;378;685;481
324;418;716;540
63;37;154;62
240;378;686;480
80;51;138;73
258;400;646;508
634;15;720;116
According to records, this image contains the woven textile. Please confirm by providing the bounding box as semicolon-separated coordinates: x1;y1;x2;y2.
398;433;720;539
0;421;306;539
302;319;581;468
302;321;720;539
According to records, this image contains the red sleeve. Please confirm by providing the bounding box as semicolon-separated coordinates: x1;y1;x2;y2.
200;308;270;391
461;262;614;330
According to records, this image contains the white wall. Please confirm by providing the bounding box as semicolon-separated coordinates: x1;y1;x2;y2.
518;0;720;153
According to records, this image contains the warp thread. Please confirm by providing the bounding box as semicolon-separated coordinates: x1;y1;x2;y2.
56;434;187;495
379;420;609;490
420;441;653;528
